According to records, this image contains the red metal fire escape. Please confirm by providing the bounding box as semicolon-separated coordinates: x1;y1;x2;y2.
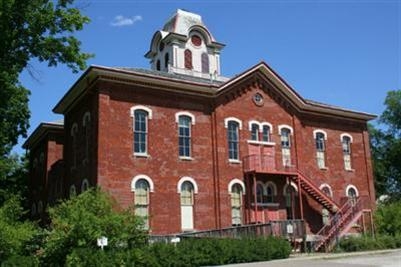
243;154;373;252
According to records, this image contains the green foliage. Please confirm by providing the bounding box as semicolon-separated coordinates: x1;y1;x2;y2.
0;154;28;205
41;188;147;265
338;234;401;252
0;197;39;262
63;236;291;267
375;201;401;236
369;90;401;198
0;0;92;202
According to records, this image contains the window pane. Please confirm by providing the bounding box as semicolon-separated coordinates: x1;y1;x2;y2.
251;124;259;141
227;122;239;160
262;126;270;142
181;182;194;205
281;129;290;148
134;110;148;153
316;133;325;151
178;116;191;157
317;151;325;168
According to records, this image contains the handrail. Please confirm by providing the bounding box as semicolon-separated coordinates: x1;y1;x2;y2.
296;171;340;212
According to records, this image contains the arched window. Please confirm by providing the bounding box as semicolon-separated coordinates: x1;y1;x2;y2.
131;106;153;156
70;123;78;168
251;123;259;141
262;124;271;142
284;183;298;220
266;182;277;203
184;49;192;69
320;184;333;198
201;53;209;73
180;180;195;230
81;179;90;192
69;185;77;198
83;112;91;163
164;53;169;69
341;134;352;170
315;131;326;169
227;121;240;161
135;179;151;229
346;185;358;205
280;127;292;166
178;115;192;157
230;183;243;225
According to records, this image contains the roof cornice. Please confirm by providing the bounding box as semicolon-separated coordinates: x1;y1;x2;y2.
22;122;64;149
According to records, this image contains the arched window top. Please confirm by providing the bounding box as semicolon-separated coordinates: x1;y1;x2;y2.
82;111;91;126
131;174;154;192
228;178;245;194
224;117;242;130
283;182;298;195
69;185;77;197
261;122;273;131
319;183;333;198
130;105;153;119
70;123;78;136
81;179;90;192
266;181;277;195
341;133;353;143
278;124;293;135
177;176;198;194
248;120;260;131
175;111;195;125
313;129;328;140
346;184;359;197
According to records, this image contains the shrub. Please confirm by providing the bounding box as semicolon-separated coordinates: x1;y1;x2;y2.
338;234;401;252
375;201;401;236
40;188;148;266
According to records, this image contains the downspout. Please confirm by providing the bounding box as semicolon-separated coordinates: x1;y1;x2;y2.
292;114;304;220
211;103;221;228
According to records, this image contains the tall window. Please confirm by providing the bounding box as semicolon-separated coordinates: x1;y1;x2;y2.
180;180;195;230
266;182;276;203
284;185;297;220
134;110;148;154
70;123;78;168
184;49;192;69
346;185;358;205
201;53;209;73
262;125;271;142
83;112;91;163
251;123;259;141
178;115;191;157
227;121;240;160
135;179;150;229
231;184;243;225
342;135;352;170
156;60;161;71
280;127;291;166
315;131;326;169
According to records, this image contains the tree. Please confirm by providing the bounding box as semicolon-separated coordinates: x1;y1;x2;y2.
0;0;92;201
0;196;39;263
370;90;401;199
41;188;147;265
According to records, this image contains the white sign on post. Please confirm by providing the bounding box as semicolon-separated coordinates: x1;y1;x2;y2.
97;236;108;250
286;223;294;234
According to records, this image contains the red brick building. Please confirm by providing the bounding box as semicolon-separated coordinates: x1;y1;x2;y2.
24;9;376;247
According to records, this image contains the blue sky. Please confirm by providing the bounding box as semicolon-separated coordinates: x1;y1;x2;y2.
17;0;400;153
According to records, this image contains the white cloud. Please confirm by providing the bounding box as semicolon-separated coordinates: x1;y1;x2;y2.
110;15;142;27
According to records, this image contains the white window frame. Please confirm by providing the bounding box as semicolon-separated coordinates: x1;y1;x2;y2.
341;133;353;171
314;130;327;169
225;119;241;162
176;113;194;159
177;176;198;194
228;178;246;194
130;106;153;157
319;183;333;198
131;174;154;192
81;179;90;192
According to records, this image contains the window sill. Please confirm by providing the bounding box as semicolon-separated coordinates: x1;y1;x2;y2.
345;168;355;172
228;159;242;164
134;153;150;158
179;156;194;161
247;140;276;146
319;167;328;170
251;202;280;207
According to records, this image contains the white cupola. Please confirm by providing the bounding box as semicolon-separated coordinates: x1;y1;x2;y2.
145;9;226;81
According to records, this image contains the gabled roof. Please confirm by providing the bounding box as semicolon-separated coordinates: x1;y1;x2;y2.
217;62;376;121
22;121;64;149
52;62;376;122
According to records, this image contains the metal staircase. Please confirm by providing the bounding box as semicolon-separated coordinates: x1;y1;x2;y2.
292;171;340;214
313;197;369;252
